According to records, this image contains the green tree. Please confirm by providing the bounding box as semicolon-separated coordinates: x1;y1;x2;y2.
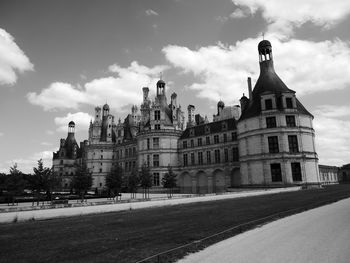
139;164;152;199
128;168;139;199
162;166;177;198
105;163;123;202
71;165;93;202
4;163;26;205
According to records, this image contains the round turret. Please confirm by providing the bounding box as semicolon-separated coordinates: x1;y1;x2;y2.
68;121;75;126
217;100;225;108
103;103;110;111
68;121;75;133
157;79;165;86
258;40;271;51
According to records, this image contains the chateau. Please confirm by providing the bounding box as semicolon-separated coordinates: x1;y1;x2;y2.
53;40;326;193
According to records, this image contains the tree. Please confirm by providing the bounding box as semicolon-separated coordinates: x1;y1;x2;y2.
71;165;93;202
139;164;152;199
162;166;177;198
105;163;123;202
4;163;26;205
128;168;139;199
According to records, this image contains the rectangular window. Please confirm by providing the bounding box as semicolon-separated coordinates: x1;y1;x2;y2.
147;138;150;150
232;147;239;162
147;155;150;167
125;162;129;172
100;155;103;159
190;139;194;147
183;141;187;149
265;99;273;110
268;136;279;153
231;132;237;141
206;151;211;164
214;149;221;163
183;154;188;166
223;133;227;143
154;110;160;120
155;124;160;130
116;151;119;159
133;147;136;156
271;163;282;182
153;137;159;149
206;136;210;145
291;162;302;181
153;173;160;186
286;115;296;127
125;149;128;158
153;154;159;167
288;135;299;153
266;116;277;128
198;138;202;146
99;168;102;173
214;135;219;144
224;148;229;162
286;97;293;108
190;152;195;165
198;152;203;165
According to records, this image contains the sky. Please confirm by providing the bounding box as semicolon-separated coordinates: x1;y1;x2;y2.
1;0;350;173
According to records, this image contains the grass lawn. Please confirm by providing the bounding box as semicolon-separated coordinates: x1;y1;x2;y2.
1;184;350;263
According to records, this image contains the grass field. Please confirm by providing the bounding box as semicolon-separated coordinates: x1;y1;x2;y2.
1;184;350;263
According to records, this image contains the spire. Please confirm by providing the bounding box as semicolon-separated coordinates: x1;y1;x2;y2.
258;40;274;73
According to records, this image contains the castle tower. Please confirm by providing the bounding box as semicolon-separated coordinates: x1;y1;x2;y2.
237;40;320;187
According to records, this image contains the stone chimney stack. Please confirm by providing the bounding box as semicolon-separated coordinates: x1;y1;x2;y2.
187;105;196;128
247;77;253;99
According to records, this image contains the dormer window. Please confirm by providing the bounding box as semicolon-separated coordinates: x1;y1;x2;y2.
190;129;195;136
222;122;227;130
205;125;210;134
265;99;273;110
154;110;160;121
286;97;293;108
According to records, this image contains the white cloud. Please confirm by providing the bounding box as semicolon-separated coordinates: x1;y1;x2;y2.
0;132;3;137
145;9;159;16
232;0;350;36
314;105;350;118
162;37;350;102
0;28;34;85
27;61;169;112
54;112;93;133
46;130;55;135
40;142;53;146
230;8;248;19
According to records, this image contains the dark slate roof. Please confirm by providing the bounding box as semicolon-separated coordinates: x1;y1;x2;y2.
180;118;236;139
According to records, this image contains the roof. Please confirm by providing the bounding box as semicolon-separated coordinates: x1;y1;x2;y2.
258;40;271;50
68;121;75;126
180;118;236;139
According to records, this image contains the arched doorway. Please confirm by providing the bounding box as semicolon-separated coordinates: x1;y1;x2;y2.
213;169;225;193
196;171;208;194
231;168;241;187
178;172;192;194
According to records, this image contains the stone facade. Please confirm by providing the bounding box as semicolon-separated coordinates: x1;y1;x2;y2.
53;40;331;193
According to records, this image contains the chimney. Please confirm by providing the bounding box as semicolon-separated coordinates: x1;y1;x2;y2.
142;87;149;102
187;105;195;128
247;77;252;99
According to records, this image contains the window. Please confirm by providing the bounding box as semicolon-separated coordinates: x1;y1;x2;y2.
268;136;279;153
206;151;211;164
183;141;187;149
288;135;299;153
60;160;63;165
291;162;302;181
224;148;229;162
286;97;293;108
190;153;195;165
206;136;210;145
153;154;159;167
266;116;277;128
153;137;159;149
147;138;150;150
198;152;203;165
231;132;237;141
155;124;160;130
270;163;282;182
198;138;202;146
232;147;239;162
133;147;136;156
125;148;128;158
214;135;219;144
190;139;194;147
101;155;103;159
116;151;119;159
147;155;150;167
132;161;135;168
99;168;102;173
286;116;296;127
214;149;221;163
265;99;273;110
223;133;227;143
118;130;121;137
222;122;227;130
154;110;160;121
101;150;103;152
183;154;188;166
153;173;160;186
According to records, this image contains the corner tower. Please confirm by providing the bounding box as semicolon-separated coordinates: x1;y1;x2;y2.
237;40;320;187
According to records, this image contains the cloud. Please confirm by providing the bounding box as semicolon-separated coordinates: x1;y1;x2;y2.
314;105;350;118
0;28;34;85
28;61;169;112
145;9;159;16
0;132;3;137
232;0;350;36
54;112;93;133
40;142;53;146
162;37;350;102
229;8;249;19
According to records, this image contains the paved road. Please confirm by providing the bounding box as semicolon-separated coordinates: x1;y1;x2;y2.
179;198;350;263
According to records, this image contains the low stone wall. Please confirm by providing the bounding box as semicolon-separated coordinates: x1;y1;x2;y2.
0;187;300;224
